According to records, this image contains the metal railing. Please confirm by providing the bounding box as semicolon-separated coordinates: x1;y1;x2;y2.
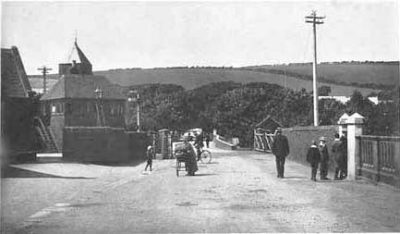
357;135;400;186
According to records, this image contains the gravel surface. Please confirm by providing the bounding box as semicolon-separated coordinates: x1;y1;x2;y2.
2;149;399;233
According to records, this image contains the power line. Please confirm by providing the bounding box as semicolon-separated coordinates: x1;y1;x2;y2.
305;10;325;126
37;66;52;94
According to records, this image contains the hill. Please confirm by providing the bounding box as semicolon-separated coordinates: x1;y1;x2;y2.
93;63;390;96
28;62;398;96
245;61;399;89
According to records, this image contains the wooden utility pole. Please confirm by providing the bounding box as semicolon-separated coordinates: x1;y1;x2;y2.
305;11;325;126
37;66;52;94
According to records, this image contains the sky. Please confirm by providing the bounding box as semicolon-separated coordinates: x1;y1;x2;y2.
1;0;399;75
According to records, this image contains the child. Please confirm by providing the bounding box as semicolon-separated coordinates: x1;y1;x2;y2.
145;145;154;172
306;140;321;181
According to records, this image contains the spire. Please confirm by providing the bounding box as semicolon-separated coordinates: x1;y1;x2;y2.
60;35;93;76
75;30;77;44
74;41;92;67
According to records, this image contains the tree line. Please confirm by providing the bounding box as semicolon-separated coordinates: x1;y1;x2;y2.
126;82;399;147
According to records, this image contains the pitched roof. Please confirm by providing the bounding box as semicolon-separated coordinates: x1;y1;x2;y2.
1;46;32;97
255;115;282;129
75;41;91;66
41;74;126;100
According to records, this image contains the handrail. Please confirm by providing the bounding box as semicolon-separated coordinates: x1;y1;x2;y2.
356;135;400;142
34;116;59;152
47;126;59;152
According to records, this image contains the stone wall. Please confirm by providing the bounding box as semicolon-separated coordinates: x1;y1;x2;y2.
282;125;339;171
63;127;148;163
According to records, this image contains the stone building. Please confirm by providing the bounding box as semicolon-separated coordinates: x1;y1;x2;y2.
40;41;126;151
1;46;39;162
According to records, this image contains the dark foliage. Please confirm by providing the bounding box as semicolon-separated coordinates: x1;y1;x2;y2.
128;83;399;146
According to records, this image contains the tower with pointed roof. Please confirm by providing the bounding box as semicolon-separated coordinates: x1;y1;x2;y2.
40;40;126;151
58;39;93;76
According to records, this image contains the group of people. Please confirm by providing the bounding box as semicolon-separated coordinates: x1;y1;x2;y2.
145;131;212;176
271;127;348;181
306;133;347;181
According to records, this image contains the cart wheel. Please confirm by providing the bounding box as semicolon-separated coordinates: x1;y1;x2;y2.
200;150;212;164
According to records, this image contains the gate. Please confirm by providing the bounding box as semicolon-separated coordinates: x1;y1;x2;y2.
254;128;275;152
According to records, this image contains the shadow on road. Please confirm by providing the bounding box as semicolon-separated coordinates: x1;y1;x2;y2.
204;161;219;164
88;160;145;167
281;176;308;180
194;173;218;177
1;166;96;179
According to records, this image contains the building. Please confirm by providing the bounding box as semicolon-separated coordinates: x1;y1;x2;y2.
318;95;381;105
40;41;126;151
1;46;40;162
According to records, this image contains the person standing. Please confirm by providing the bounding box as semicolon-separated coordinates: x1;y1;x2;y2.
144;145;154;172
339;134;348;179
319;137;330;180
182;136;198;176
331;133;344;180
194;132;204;161
306;140;321;181
205;133;210;148
271;127;290;178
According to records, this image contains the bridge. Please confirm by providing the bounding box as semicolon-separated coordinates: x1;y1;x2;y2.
2;143;399;233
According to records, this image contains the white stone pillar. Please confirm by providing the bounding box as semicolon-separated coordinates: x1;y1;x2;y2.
345;113;364;180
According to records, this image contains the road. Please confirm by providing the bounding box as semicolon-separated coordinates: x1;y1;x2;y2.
2;148;400;233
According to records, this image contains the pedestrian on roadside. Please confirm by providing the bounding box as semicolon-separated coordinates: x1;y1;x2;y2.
306;140;321;182
182;136;198;176
194;132;204;161
319;137;330;180
339;133;348;179
331;133;344;180
205;133;210;148
144;145;154;172
271;127;290;178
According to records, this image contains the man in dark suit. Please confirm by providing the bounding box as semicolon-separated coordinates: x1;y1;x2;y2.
194;132;204;161
272;127;290;178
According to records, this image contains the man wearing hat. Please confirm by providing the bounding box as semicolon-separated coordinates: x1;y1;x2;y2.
272;127;290;178
144;145;154;172
319;136;330;180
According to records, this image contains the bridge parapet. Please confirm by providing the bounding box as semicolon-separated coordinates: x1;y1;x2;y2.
212;130;239;150
356;135;400;188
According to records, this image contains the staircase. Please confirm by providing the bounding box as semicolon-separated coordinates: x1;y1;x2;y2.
34;116;59;153
95;101;106;126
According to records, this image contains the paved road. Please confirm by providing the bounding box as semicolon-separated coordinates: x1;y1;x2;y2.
2;149;400;233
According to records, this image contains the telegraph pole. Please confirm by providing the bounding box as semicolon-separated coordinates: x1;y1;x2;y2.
305;10;325;126
37;66;52;94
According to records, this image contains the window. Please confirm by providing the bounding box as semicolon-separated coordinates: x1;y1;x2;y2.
66;103;72;114
119;104;124;116
50;102;64;114
59;103;64;113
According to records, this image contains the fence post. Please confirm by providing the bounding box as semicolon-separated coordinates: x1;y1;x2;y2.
375;138;380;182
345;113;365;180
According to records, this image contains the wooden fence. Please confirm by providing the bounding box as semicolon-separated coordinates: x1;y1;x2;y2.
357;135;400;187
254;129;275;152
